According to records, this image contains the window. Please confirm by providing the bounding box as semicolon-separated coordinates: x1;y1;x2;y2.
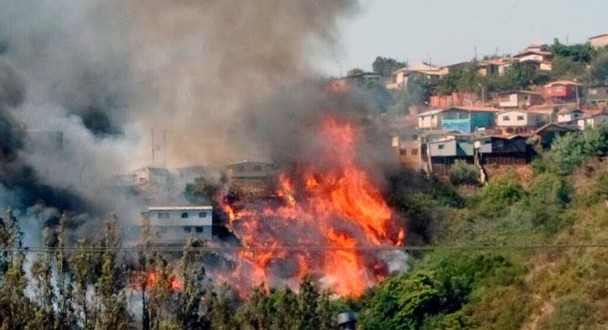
400;149;407;155
412;134;418;140
157;212;169;219
589;88;598;95
516;115;524;121
554;85;564;92
181;212;189;219
411;148;418;155
198;211;207;218
184;226;192;233
236;164;244;172
438;144;445;150
253;165;262;171
195;227;203;233
503;115;510;121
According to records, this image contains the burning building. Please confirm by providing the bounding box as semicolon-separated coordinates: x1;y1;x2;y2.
225;160;277;199
218;117;406;297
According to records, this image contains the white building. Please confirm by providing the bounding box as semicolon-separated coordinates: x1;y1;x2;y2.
578;113;608;130
144;205;213;244
387;63;448;90
418;109;444;130
496;110;547;128
557;109;584;124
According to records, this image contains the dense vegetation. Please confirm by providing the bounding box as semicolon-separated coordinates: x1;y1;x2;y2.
1;123;607;328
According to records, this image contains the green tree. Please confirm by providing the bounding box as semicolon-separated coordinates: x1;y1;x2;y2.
176;238;211;329
550;39;594;63
346;68;364;76
359;272;442;330
551;55;587;80
0;211;34;329
372;56;406;77
235;285;272;330
270;288;299;330
590;51;608;83
95;216;130;330
448;160;479;185
209;284;237;330
54;215;76;329
70;238;99;329
297;277;321;329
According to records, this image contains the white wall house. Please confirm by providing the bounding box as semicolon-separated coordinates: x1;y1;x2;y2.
428;138;457;157
144;205;213;244
418;109;444;130
578;114;608;130
496;110;546;127
557;109;584;124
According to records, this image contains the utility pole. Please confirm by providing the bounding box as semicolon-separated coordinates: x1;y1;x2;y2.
574;79;580;109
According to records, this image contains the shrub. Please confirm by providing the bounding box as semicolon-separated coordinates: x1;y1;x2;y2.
449;160;479;186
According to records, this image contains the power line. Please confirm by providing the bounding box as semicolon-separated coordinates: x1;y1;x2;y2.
3;243;608;254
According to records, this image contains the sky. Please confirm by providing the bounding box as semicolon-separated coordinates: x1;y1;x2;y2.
318;0;608;76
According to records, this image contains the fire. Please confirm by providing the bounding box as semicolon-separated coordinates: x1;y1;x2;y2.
223;117;405;296
134;271;183;292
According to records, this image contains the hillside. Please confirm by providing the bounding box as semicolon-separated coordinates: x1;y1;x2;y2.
355;123;608;329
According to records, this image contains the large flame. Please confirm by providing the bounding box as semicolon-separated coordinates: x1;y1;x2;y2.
222;117;405;296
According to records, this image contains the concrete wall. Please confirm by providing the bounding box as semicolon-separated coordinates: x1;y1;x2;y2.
428;139;457;157
590;35;608;49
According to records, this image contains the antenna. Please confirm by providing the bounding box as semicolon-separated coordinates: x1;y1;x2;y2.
163;129;167;168
151;128;155;167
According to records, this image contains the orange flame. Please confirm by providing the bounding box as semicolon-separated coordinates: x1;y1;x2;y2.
223;117;405;296
135;271;183;292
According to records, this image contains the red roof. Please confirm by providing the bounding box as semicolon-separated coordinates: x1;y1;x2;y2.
544;80;581;87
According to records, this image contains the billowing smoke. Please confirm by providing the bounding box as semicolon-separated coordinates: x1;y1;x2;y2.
126;0;358;166
0;0;364;240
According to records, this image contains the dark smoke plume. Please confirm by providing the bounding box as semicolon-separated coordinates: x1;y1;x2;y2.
0;0;360;239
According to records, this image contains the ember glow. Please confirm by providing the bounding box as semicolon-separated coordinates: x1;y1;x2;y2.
222;117;406;297
133;271;183;292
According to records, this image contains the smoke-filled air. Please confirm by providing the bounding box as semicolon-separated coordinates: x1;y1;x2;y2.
0;0;407;302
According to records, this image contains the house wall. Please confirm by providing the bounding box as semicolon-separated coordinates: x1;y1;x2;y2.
517;54;545;62
557;112;583;123
418;114;440;129
397;140;423;169
441;110;495;133
499;94;518;108
579;115;608;130
471;112;495;131
428;140;457;157
147;207;213;243
543;84;577;99
497;111;528;127
587;86;608;103
590;35;608;48
227;162;275;179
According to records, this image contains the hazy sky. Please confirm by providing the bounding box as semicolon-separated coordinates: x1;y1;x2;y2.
318;0;608;76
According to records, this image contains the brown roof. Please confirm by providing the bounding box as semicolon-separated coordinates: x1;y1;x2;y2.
544;80;581;87
445;106;500;113
589;33;608;40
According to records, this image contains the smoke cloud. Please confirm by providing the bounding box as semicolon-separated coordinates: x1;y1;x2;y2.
0;0;363;237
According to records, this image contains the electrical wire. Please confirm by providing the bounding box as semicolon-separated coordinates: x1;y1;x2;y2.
1;243;608;253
